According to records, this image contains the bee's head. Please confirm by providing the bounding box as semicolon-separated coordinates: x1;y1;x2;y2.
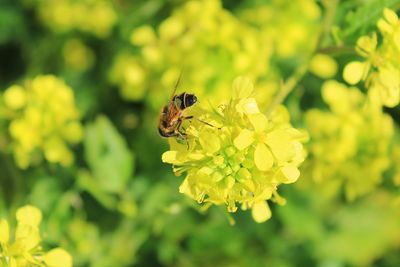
176;93;198;109
184;93;197;108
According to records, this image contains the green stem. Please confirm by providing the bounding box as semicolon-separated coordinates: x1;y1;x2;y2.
1;153;24;207
265;64;309;117
317;45;356;55
265;0;339;116
318;0;339;47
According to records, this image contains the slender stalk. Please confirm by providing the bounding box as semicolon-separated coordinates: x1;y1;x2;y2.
265;0;339;116
265;64;309;117
317;45;356;55
2;154;24;207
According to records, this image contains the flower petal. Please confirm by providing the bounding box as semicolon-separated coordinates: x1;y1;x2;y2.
254;143;273;171
281;165;300;183
266;129;295;162
0;219;10;244
309;54;338;79
199;131;220;154
162;151;178;163
16;205;42;227
43;248;73;267
383;8;398;25
234;129;254;150
4;85;26;110
248;113;269;132
236;98;260;114
356;34;377;55
343;61;366;85
251;201;271;223
15;224;41;251
232;76;254;99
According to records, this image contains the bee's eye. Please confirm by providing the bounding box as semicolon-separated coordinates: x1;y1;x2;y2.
185;94;197;107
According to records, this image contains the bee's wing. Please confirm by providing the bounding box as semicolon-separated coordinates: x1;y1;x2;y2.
164;71;183;120
169;71;183;101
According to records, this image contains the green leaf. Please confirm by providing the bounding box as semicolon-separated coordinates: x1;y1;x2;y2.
84;115;134;193
77;170;118;209
342;0;400;38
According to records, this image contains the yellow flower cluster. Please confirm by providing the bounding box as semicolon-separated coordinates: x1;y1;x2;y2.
305;81;393;201
343;8;400;107
0;205;72;267
162;77;307;223
112;0;274;109
2;75;83;169
239;0;320;58
34;0;117;38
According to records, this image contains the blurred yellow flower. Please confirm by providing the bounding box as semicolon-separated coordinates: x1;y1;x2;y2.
305;80;393;200
16;205;42;226
343;8;400;107
43;248;73;267
309;54;338;79
239;0;320;58
162;77;307;222
109;54;147;101
63;39;95;72
0;205;72;267
35;0;117;38
114;0;275;109
3;85;26;110
2;75;83;169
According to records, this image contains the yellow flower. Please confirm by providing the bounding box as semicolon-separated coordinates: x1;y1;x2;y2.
108;54;147;101
43;248;73;267
305;81;393;201
239;0;320;58
115;0;275;109
309;54;338;79
0;205;73;267
2;75;83;169
16;205;42;227
35;0;117;38
162;77;307;222
0;219;10;244
3;85;26;110
343;9;400;107
63;38;95;72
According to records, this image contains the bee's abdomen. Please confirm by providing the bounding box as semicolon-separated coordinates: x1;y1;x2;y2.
158;126;176;137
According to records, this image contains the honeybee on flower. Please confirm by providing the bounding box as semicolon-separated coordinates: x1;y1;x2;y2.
158;73;198;141
161;77;307;223
158;73;219;143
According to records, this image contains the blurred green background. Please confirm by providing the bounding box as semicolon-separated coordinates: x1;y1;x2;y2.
1;0;400;266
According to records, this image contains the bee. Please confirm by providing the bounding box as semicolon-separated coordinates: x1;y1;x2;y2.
158;73;198;141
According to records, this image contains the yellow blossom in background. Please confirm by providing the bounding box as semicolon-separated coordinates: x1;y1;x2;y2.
112;0;275;110
63;39;95;72
2;75;83;169
108;53;147;101
239;0;320;58
33;0;117;38
343;8;400;107
305;80;393;201
0;205;72;267
309;54;338;79
162;77;307;223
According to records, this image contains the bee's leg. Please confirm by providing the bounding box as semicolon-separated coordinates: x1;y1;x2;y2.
176;130;190;149
175;119;190;150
